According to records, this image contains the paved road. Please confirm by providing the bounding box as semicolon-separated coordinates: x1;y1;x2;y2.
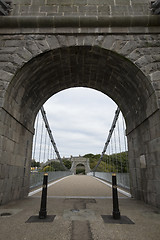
0;175;160;240
33;175;126;198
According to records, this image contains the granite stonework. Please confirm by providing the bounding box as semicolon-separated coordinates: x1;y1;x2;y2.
70;157;90;174
0;0;160;208
5;0;152;17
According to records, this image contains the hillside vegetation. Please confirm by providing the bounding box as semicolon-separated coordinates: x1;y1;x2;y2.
39;152;128;173
84;152;128;173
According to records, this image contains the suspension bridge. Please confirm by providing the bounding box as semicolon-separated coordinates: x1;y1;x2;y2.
31;104;129;188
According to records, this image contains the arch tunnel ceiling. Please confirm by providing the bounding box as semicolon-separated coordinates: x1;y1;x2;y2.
4;46;154;132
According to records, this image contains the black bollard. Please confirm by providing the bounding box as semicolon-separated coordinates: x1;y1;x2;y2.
112;173;121;219
39;173;48;219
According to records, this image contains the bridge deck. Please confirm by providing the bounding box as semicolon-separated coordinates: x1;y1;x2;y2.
0;175;160;240
33;175;127;198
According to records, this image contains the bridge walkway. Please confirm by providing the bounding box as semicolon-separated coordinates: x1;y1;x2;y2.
0;175;160;240
32;175;127;198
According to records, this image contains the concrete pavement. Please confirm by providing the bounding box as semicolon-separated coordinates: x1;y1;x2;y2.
0;175;160;240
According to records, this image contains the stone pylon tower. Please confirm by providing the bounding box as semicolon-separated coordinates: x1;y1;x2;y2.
0;1;160;208
70;157;90;175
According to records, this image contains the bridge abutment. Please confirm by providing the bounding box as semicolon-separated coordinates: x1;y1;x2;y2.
128;110;160;207
0;107;33;204
0;0;160;207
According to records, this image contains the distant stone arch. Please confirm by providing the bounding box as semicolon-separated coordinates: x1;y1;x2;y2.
70;157;90;175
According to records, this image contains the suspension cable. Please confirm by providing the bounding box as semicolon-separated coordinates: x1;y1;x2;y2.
43;129;48;163
110;137;114;172
50;144;52;160
32;112;40;160
92;107;120;172
108;144;111;172
39;116;44;163
122;114;128;172
40;106;67;170
113;128;118;172
117;116;123;173
47;135;50;161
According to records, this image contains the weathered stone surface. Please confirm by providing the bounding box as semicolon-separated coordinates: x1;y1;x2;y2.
0;2;160;209
70;157;90;174
8;0;152;16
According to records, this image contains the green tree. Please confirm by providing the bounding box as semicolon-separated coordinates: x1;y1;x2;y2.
31;160;40;167
63;159;71;169
43;165;55;172
83;152;128;173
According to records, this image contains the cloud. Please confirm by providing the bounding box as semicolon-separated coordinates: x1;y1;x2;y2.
33;87;127;161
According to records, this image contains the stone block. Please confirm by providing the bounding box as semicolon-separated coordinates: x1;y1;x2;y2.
149;111;160;129
148;137;160;154
135;55;152;69
40;5;57;13
131;0;149;3
111;5;129;15
150;122;160;141
147;152;159;166
5;177;13;193
98;5;110;14
79;5;97;13
25;40;42;57
31;0;44;5
147;191;157;206
65;36;77;47
130;168;137;188
46;0;60;5
59;5;78;13
0;62;17;74
87;0;104;5
116;0;130;5
36;40;50;52
46;35;60;49
146;165;154;180
29;5;40;13
16;47;32;61
0;70;13;82
19;5;29;13
11;54;26;67
153;167;160;181
150;71;160;81
156;194;160;208
102;35;115;49
0;164;7;179
147;180;157;193
13;0;32;4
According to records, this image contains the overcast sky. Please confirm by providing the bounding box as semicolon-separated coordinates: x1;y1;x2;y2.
32;87;127;162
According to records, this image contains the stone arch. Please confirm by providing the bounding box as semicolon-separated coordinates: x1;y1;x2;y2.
0;43;160;207
3;45;157;130
70;157;90;175
76;164;85;175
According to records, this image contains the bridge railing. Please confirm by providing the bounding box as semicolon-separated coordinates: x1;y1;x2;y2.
88;172;130;191
30;171;72;189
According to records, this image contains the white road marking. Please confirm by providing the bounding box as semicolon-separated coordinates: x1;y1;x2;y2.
28;175;72;196
31;196;127;199
93;177;131;198
29;174;131;198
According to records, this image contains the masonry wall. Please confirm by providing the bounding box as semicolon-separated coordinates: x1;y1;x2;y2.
0;0;160;207
9;0;152;16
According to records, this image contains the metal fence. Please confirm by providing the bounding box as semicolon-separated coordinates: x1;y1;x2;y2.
30;171;72;189
88;172;130;191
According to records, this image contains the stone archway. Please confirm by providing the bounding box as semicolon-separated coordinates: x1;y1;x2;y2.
76;164;85;175
70;157;90;175
0;42;160;207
